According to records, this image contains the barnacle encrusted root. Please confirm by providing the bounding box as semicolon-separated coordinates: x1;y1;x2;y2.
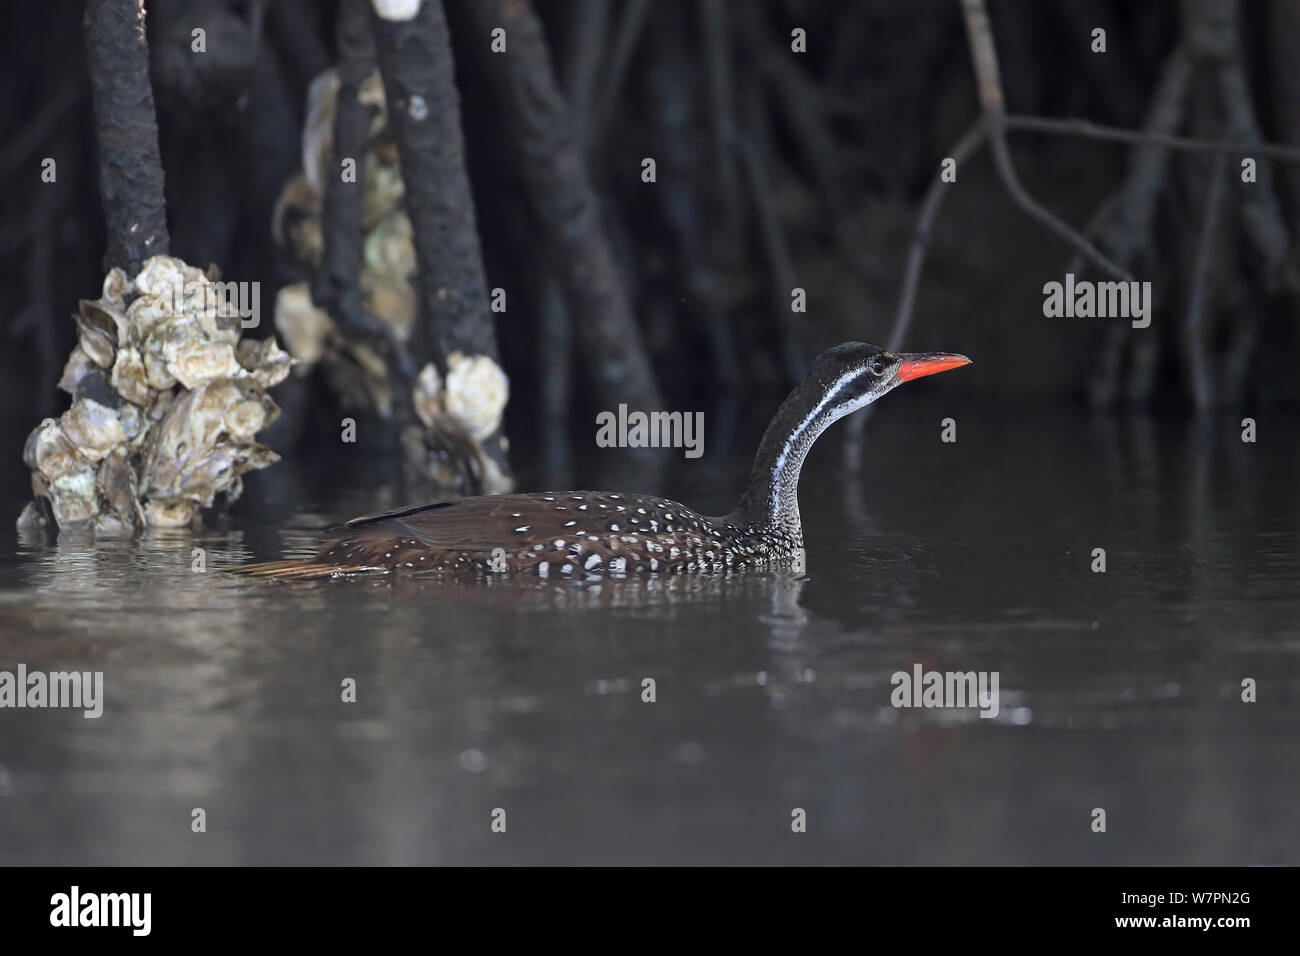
18;255;293;532
272;67;511;494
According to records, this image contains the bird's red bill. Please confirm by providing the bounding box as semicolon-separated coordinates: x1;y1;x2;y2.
895;352;972;383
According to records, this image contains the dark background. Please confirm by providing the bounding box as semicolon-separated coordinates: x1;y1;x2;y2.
3;0;1299;451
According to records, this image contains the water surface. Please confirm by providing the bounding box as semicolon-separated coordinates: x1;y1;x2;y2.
1;399;1297;864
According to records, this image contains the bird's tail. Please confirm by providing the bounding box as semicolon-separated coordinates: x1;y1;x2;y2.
224;558;383;580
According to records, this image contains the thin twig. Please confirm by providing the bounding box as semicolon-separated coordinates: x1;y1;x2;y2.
960;0;1005;112
1217;61;1290;283
843;119;988;454
1074;45;1193;405
888;120;988;353
565;0;608;147
1064;193;1118;277
986;129;1133;281
591;0;651;138
1186;152;1226;410
738;4;848;220
1003;113;1300;164
960;0;1132;281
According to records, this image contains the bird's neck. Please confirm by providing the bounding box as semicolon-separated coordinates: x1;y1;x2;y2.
734;381;844;534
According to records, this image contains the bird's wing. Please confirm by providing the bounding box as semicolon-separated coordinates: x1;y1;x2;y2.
327;494;563;555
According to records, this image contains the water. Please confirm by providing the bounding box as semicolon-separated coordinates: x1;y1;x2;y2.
1;399;1297;865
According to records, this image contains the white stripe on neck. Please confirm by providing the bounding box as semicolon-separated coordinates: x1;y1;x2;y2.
764;366;869;519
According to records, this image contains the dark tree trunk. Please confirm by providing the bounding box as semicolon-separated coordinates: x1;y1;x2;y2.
313;0;373;341
313;0;419;398
84;0;170;277
369;0;500;371
452;0;664;411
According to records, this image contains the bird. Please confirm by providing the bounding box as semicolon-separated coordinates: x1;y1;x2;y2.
231;342;970;580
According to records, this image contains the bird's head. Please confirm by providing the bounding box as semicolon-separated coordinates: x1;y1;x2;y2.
804;342;972;424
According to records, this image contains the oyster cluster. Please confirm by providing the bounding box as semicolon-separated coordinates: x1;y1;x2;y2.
18;256;292;532
272;68;513;496
403;354;511;494
273;68;415;415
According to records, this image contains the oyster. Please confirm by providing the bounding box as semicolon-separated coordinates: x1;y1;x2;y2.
74;304;117;368
444;352;509;441
82;298;133;349
272;283;333;367
363;160;405;229
116;402;148;446
60;398;125;462
141;381;280;508
364;210;416;281
16;499;52;531
236;337;293;389
143;498;196;528
23;419;83;480
272;175;324;274
412;362;442;430
48;469;98;526
168;341;243;390
126;291;171;341
58;346;99;395
302;69;341;197
111;347;153;407
102;268;129;305
96;449;141;530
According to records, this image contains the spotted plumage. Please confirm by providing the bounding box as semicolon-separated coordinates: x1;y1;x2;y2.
235;491;794;578
232;343;969;580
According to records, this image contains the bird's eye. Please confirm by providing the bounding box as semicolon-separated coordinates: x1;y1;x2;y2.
870;360;885;376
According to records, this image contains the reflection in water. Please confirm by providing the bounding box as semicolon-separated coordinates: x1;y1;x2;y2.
0;401;1298;864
